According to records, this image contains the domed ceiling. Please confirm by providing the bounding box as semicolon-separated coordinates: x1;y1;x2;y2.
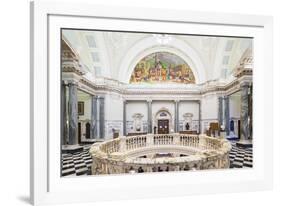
62;29;252;84
129;52;195;84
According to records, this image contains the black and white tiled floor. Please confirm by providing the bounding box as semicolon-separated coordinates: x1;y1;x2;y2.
229;141;253;168
61;141;253;177
61;145;92;177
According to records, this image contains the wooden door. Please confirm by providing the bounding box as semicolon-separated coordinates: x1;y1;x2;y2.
238;120;241;139
158;120;169;134
78;122;81;144
86;122;91;139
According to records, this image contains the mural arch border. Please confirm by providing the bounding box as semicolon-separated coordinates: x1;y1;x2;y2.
118;36;207;84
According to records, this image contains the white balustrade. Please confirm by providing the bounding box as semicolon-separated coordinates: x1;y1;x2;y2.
90;133;232;175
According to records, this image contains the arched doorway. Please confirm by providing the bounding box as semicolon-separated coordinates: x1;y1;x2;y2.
154;109;173;134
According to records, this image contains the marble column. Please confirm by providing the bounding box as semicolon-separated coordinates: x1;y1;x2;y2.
68;82;78;145
237;82;252;146
147;100;152;133
218;97;223;127
123;100;127;136
61;82;67;145
224;96;230;135
240;83;249;140
198;100;201;134
249;84;253;139
174;100;179;133
91;96;98;139
99;96;105;139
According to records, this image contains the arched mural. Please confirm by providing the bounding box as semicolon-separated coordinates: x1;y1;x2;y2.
129;52;196;84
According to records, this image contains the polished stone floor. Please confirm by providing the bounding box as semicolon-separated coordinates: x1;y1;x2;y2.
61;141;253;177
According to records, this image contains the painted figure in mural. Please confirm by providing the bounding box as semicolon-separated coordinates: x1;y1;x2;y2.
130;52;195;84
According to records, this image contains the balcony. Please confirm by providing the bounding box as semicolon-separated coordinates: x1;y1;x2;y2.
90;133;232;175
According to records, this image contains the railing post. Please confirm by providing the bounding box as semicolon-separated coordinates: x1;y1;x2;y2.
146;134;154;147
174;133;180;145
119;136;126;152
199;134;206;149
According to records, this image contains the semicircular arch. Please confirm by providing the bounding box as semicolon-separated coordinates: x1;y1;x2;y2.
118;36;207;84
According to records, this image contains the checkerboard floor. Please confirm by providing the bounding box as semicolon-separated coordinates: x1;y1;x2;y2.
61;141;253;177
229;141;253;168
61;145;92;177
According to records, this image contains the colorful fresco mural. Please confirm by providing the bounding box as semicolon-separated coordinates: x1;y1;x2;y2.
129;52;196;84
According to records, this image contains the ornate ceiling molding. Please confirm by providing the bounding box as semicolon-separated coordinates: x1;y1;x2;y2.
61;71;252;97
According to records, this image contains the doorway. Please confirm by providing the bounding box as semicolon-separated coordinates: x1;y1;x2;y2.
158;119;169;134
238;120;241;139
86;122;91;139
78;122;81;144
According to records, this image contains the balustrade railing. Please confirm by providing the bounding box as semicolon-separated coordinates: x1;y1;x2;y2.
126;135;147;151
97;133;227;155
90;133;232;175
180;134;199;147
100;138;120;154
153;134;174;145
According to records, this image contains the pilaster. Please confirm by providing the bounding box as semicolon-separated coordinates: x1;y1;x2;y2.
123;100;127;136
147;99;152;133
91;96;98;138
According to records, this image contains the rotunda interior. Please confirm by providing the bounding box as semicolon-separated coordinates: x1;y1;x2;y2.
61;29;253;176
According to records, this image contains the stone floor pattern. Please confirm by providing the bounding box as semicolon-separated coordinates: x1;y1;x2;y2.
61;141;253;177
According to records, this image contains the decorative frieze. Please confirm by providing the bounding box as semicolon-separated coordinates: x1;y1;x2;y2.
62;38;85;76
63;69;252;98
62;66;85;76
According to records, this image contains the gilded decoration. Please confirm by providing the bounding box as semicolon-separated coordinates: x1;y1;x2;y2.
129;52;196;84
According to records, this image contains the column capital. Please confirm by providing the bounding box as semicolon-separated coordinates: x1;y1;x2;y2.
92;95;98;100
240;81;251;88
146;99;152;103
61;80;68;86
67;79;79;86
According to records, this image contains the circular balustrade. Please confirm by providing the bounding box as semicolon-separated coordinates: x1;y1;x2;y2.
90;134;232;175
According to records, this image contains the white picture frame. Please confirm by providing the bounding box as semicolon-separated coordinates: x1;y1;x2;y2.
30;0;273;205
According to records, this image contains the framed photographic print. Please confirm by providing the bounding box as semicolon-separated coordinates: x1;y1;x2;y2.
30;0;273;205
